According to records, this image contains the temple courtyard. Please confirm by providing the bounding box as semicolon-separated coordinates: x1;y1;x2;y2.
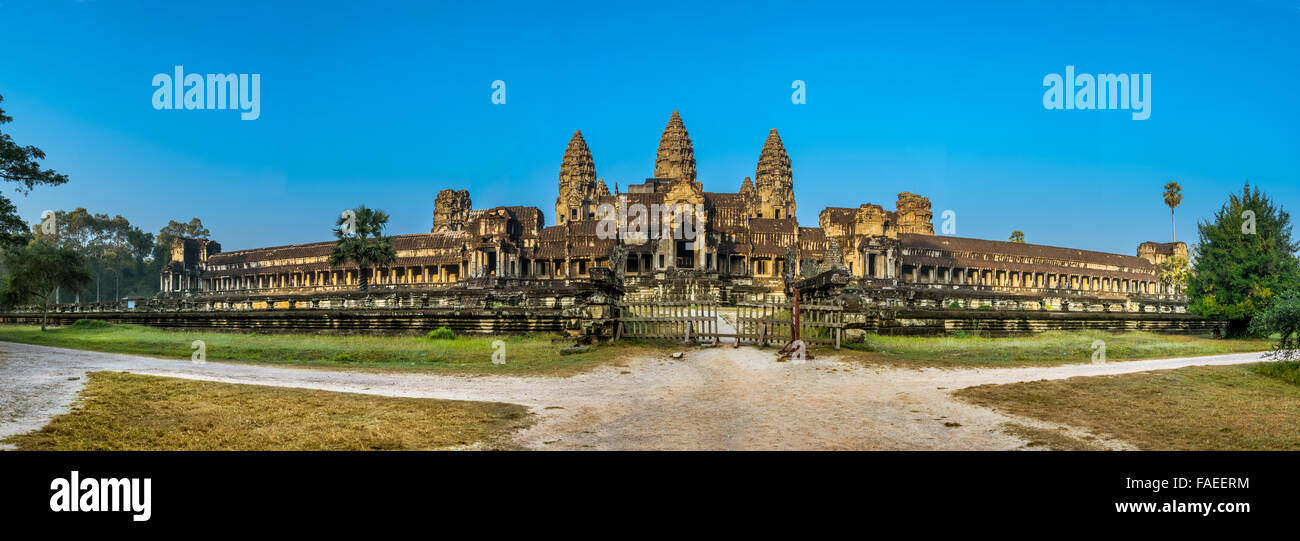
1;339;1292;451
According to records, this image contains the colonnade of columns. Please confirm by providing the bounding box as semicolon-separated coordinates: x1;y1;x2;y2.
899;264;1172;294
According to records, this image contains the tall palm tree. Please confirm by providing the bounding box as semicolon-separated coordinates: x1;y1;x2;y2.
328;205;396;293
1163;181;1183;243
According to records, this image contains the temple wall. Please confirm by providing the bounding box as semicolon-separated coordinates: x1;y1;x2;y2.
844;309;1225;337
1;284;621;338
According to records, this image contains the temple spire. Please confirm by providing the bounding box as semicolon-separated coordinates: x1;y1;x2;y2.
559;130;596;187
653;111;696;184
556;130;598;224
755;128;791;191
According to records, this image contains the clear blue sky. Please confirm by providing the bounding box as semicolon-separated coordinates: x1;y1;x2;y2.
1;0;1296;254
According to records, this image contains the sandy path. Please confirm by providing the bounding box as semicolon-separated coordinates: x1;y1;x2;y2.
0;341;1271;450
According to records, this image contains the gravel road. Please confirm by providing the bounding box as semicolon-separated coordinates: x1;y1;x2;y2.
0;341;1271;450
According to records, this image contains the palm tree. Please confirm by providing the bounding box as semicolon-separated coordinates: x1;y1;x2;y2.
328;205;396;293
1163;181;1183;243
1009;230;1025;243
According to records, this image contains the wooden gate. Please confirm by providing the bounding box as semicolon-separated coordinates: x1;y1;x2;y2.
616;301;720;343
618;300;843;349
733;302;843;349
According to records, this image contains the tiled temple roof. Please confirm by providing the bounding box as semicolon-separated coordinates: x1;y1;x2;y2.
899;234;1159;279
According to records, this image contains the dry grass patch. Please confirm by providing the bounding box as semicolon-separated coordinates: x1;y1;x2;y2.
956;364;1300;450
4;371;532;450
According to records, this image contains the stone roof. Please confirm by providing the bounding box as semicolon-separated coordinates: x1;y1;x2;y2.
899;234;1158;279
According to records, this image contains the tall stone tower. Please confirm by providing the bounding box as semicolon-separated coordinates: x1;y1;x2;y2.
754;128;795;220
895;192;935;235
555;130;598;224
432;189;472;232
654;111;697;185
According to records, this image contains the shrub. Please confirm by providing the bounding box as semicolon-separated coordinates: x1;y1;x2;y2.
71;319;111;329
426;327;455;340
947;302;962;310
329;352;359;363
1249;290;1300;360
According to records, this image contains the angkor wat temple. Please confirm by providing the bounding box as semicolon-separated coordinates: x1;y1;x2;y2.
160;111;1189;314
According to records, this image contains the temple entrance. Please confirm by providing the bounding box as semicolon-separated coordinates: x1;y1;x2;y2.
616;299;842;349
674;239;694;268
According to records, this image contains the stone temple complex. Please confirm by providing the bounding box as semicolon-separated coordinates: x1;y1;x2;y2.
160;111;1188;315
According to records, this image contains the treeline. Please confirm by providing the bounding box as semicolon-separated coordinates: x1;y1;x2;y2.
25;211;210;302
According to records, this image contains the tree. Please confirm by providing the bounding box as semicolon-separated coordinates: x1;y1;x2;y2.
1164;181;1182;243
0;94;68;191
1249;289;1300;360
1008;230;1025;243
1;241;91;330
0;94;69;250
1158;255;1190;295
35;209;152;302
34;209;158;301
1187;182;1300;335
328;206;395;293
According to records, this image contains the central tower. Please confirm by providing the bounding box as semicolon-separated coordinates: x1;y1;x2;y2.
555;130;598;224
754;128;795;220
653;111;697;185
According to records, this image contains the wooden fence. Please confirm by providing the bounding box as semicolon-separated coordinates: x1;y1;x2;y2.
618;300;843;349
616;301;720;343
733;302;843;348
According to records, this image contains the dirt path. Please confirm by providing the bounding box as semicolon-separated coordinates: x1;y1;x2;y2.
0;341;1271;450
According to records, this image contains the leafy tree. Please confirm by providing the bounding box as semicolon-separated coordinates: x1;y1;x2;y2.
1158;255;1190;295
1187;183;1300;335
1250;289;1300;360
34;209;155;302
0;94;68;250
0;195;30;249
0;94;68;191
328;206;395;293
1164;181;1182;243
1;240;91;330
1008;230;1025;243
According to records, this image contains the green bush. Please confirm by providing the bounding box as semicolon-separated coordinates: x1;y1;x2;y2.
1249;290;1300;360
71;319;112;329
426;327;456;340
947;302;962;310
329;352;359;363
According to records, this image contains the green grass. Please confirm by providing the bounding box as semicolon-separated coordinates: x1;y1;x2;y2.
1253;360;1300;386
840;330;1271;367
956;364;1300;450
4;371;532;450
0;321;647;376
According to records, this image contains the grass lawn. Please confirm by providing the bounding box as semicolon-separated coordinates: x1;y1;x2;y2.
955;362;1300;450
4;371;532;450
839;330;1271;367
0;321;650;376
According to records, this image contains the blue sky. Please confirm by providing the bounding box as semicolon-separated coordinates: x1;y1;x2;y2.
1;0;1296;254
